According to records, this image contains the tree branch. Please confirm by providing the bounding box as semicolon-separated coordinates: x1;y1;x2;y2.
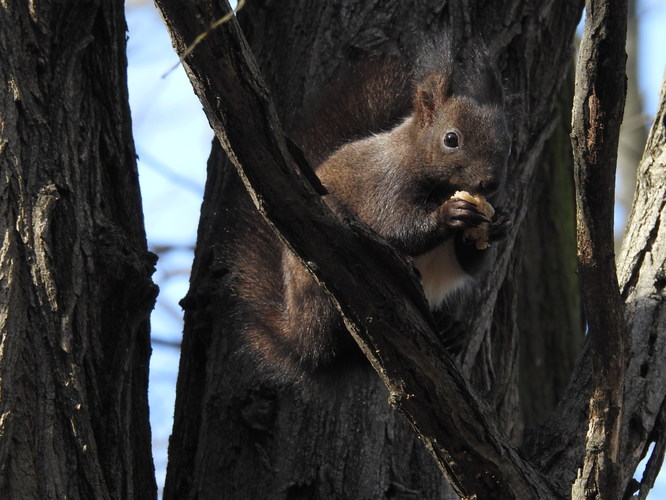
616;72;666;498
570;0;629;497
154;0;559;498
523;66;666;500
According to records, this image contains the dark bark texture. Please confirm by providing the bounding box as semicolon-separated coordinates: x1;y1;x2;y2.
524;38;666;500
159;1;589;499
517;68;584;429
0;2;157;499
570;1;629;497
616;75;666;499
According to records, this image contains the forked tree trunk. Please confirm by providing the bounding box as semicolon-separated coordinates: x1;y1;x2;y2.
2;1;665;498
0;2;157;499
162;1;585;498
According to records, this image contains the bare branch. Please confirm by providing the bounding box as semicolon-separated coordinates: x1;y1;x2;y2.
616;72;666;499
570;0;629;497
523;62;666;500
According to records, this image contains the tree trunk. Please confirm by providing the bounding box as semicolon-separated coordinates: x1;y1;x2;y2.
616;73;666;499
162;1;585;498
517;68;584;429
0;2;157;499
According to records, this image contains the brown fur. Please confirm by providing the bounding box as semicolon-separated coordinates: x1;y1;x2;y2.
232;38;512;383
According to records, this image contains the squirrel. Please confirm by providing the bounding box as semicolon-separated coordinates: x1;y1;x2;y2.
231;37;512;383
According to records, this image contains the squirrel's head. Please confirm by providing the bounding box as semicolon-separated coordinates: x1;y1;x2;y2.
411;71;511;200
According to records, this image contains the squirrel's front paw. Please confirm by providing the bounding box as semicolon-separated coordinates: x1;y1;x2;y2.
488;211;513;242
438;198;489;231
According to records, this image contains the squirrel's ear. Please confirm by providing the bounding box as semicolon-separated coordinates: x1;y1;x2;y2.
414;72;450;127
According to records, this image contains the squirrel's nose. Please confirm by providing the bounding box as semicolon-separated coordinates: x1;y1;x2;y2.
478;179;500;196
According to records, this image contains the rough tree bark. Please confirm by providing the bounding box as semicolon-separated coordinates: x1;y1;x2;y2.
525;68;666;499
570;2;629;497
616;74;666;499
157;1;587;499
2;1;663;499
0;2;157;499
155;0;666;499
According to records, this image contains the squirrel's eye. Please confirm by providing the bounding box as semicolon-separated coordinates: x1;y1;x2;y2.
443;132;459;148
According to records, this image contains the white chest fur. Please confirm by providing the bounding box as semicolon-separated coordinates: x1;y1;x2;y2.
413;241;470;310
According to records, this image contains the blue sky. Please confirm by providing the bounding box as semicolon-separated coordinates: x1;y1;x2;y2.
637;1;666;115
125;1;666;496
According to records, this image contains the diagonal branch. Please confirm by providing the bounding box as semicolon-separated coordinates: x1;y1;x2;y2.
154;0;559;498
570;0;629;497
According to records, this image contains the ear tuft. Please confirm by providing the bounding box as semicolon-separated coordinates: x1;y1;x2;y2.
413;73;449;127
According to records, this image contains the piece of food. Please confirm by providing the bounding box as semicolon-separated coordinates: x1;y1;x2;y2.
451;190;495;250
